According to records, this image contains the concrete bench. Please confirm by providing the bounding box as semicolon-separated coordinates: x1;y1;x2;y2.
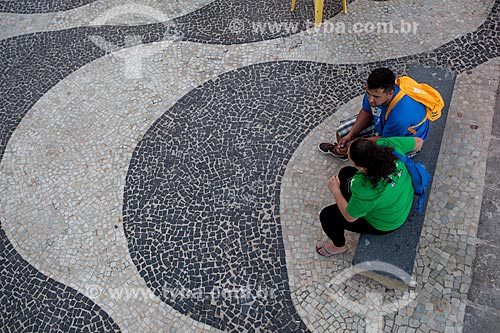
351;65;457;290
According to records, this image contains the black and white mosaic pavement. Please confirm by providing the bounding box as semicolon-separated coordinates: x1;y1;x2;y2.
170;0;350;44
0;0;97;14
120;3;500;329
0;225;120;332
0;0;499;331
0;0;349;43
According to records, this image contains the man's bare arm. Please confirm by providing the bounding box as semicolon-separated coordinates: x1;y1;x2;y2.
337;109;373;151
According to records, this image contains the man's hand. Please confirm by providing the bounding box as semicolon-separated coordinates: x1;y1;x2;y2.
337;134;352;154
335;108;374;154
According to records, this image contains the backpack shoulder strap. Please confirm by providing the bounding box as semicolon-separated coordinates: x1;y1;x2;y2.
407;117;427;135
385;89;405;121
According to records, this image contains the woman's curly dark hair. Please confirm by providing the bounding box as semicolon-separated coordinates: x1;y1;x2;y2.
349;138;398;186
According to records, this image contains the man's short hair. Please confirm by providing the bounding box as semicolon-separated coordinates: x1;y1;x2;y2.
367;68;395;93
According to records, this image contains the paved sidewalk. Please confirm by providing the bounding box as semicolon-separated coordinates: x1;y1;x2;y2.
0;0;499;332
464;79;500;332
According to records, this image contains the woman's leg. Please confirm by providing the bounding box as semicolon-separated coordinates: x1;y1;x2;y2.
319;204;392;253
342;218;393;236
319;204;349;247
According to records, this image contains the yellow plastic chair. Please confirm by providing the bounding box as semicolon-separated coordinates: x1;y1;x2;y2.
291;0;347;27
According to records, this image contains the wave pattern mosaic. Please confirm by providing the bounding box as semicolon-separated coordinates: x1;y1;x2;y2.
0;0;499;331
0;0;98;13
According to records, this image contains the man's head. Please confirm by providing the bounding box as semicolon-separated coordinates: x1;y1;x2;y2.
366;68;396;107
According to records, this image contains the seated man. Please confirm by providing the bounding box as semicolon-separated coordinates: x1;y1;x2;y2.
318;68;429;160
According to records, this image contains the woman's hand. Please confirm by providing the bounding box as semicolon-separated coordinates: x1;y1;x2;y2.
328;174;356;222
327;175;341;193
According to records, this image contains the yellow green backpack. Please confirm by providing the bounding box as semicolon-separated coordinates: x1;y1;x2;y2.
385;76;445;134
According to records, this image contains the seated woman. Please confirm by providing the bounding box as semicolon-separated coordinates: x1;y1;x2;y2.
316;136;423;256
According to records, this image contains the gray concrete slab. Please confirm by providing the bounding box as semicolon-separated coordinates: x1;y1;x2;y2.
491;88;500;138
463;305;500;333
468;242;500;309
484;137;500;190
477;185;500;242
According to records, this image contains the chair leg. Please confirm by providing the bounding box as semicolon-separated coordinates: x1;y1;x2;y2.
314;0;324;27
342;0;347;14
291;0;296;11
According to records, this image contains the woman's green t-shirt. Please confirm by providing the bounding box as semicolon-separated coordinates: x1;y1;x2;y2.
345;137;416;231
